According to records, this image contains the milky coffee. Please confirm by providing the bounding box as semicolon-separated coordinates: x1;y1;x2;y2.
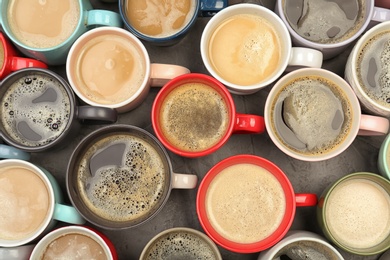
142;230;219;260
205;163;286;244
325;178;390;249
159;82;230;152
356;30;390;109
76;133;169;223
0;166;50;240
125;0;196;38
41;233;107;260
208;14;281;86
7;0;80;48
71;33;146;105
0;44;4;68
0;73;71;147
270;76;353;156
283;0;366;44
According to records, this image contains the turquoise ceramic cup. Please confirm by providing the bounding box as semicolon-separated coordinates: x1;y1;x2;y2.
0;159;86;247
0;143;30;161
0;0;122;65
379;134;390;180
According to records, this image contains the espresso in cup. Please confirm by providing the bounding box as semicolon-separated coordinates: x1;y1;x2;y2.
124;0;197;38
7;0;80;48
282;0;366;44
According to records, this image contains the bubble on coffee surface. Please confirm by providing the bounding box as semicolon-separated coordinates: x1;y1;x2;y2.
144;231;218;260
0;75;71;147
77;134;167;222
271;76;352;155
284;0;365;44
357;30;390;108
273;240;339;260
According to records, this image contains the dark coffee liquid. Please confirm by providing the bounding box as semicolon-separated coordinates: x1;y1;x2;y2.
0;74;71;147
284;0;365;44
274;240;340;260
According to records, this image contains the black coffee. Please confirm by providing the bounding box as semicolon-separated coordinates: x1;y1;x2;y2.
283;0;366;44
270;76;352;156
274;240;340;260
76;133;169;223
0;73;71;147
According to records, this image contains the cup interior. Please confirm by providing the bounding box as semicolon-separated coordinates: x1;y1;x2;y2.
196;155;295;253
66;125;173;229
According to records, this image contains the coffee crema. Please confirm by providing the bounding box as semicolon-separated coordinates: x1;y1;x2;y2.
283;0;366;44
76;133;168;223
357;30;390;108
205;163;286;244
208;13;281;86
0;74;71;147
72;33;146;105
7;0;80;48
325;178;390;249
0;166;50;240
158;82;230;152
42;233;107;260
270;76;352;156
125;0;195;38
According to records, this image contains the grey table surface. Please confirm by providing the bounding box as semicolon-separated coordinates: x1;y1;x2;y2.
16;0;388;259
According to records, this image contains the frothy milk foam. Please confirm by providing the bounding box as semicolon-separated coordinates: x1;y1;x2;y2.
0;44;4;68
325;178;390;249
205;163;286;244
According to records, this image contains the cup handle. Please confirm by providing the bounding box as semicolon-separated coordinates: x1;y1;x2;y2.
358;114;389;135
150;63;191;87
53;203;86;225
288;47;323;69
77;106;118;124
86;9;123;27
232;113;265;134
172;173;198;189
11;57;48;71
295;193;318;207
371;6;390;23
0;144;30;160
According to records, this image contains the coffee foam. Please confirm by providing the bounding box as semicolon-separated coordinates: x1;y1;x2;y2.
77;134;167;223
7;0;80;48
325;178;390;249
0;74;71;147
144;231;217;259
357;30;390;108
0;44;4;68
205;163;286;244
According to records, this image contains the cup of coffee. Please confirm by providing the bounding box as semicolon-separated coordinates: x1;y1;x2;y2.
29;225;117;259
257;230;344;260
139;227;222;259
0;32;47;80
317;172;390;255
151;73;265;158
196;154;317;253
0;0;123;65
264;68;389;162
0;68;117;152
66;27;190;113
0;244;35;260
276;0;390;59
66;124;198;230
0;159;85;247
200;3;323;95
345;21;390;117
378;134;390;180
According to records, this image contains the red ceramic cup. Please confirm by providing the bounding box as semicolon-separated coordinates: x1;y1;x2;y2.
196;154;317;253
151;73;265;157
0;32;47;80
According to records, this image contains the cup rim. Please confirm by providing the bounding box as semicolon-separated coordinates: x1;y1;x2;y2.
0;159;55;247
66;26;151;111
264;67;361;161
151;73;235;158
379;134;390;179
196;154;296;253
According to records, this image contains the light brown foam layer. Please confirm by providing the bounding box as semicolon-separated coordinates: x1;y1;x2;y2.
7;0;80;48
0;44;4;68
0;166;50;240
205;163;286;244
326;178;390;249
208;14;281;86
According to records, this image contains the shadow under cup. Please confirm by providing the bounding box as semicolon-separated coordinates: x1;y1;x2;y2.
66;125;173;229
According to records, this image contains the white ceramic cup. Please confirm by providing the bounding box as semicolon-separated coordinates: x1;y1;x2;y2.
200;3;323;95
